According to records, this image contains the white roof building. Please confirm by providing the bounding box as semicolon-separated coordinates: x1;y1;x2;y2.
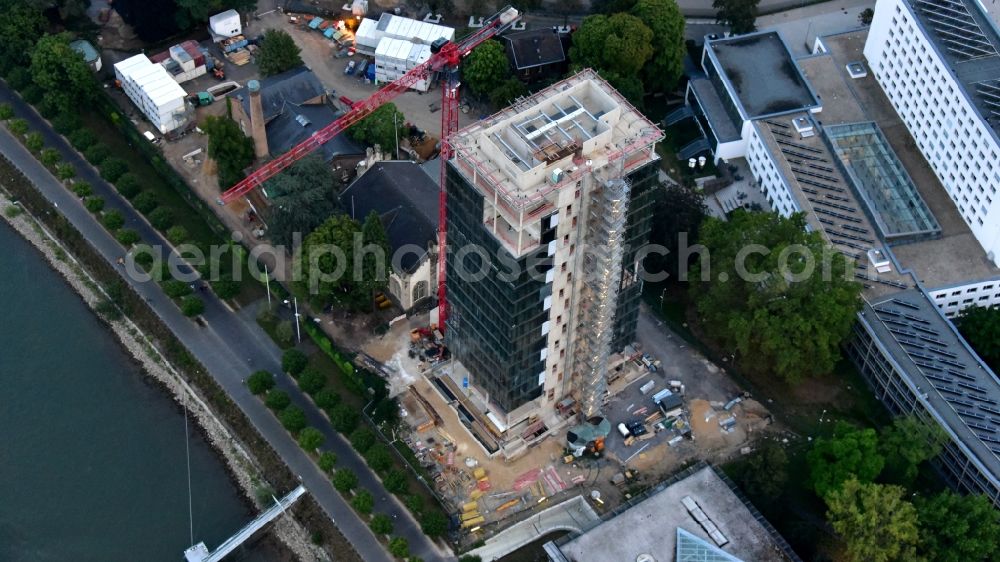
356;13;454;53
113;54;190;134
209;9;242;41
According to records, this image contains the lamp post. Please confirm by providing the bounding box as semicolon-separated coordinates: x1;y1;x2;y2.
393;111;399;159
284;298;301;343
264;264;271;308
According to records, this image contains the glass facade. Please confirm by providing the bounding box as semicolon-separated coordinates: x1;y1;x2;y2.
444;164;550;412
445;161;659;413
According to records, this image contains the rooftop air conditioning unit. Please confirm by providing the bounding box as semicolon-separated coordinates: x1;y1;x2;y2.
793;116;814;138
846;61;868;79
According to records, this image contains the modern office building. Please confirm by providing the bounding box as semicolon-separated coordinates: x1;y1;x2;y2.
444;70;663;430
676;21;1000;505
864;0;1000;266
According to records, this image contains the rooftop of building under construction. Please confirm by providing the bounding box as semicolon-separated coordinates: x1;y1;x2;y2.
449;69;663;216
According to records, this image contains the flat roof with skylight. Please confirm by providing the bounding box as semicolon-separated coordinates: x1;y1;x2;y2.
826;121;940;241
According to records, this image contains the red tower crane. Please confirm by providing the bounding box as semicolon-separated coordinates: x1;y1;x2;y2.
220;7;521;329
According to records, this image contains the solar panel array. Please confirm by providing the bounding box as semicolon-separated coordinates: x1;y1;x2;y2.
912;0;998;61
875;300;1000;457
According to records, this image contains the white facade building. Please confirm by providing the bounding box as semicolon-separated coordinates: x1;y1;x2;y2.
113;54;190;134
864;0;1000;266
355;13;454;53
374;38;432;91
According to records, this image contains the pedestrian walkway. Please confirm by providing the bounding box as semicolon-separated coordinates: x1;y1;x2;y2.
468;495;601;561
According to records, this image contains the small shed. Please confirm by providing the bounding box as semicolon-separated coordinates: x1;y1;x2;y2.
209;10;242;41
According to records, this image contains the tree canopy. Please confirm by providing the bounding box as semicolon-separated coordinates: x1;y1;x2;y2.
915;491;1000;562
258;29;303;77
569;13;653;105
689;211;862;383
735;442;788;506
174;0;256;29
296;212;390;310
631;0;686;92
957;304;1000;372
462;40;509;98
0;0;45;74
347;103;407;156
878;415;947;486
808;422;884;498
30;33;98;116
490;79;527;109
264;154;338;248
646;184;707;281
203;115;254;190
713;0;760;35
826;479;920;562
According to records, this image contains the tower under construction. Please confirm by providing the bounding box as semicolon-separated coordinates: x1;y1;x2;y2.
444;69;664;440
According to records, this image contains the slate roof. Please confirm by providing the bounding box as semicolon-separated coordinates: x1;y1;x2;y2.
503;28;566;70
340;161;439;272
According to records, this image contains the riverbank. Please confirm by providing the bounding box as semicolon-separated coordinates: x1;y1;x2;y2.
0;184;319;560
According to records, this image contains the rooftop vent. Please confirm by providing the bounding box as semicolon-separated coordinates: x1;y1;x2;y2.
295;114;311;127
792;116;814;138
846;61;868;79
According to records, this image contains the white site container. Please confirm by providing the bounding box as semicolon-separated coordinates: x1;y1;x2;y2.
374;38;431;91
209;10;242;40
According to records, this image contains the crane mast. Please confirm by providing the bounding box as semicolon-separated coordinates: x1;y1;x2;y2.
220;7;521;329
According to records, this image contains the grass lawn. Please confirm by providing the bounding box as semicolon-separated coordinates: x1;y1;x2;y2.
80;111;265;305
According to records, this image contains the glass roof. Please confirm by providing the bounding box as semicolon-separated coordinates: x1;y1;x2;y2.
676;528;745;562
826;122;941;240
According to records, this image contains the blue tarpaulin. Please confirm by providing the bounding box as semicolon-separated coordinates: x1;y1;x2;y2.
309;17;323;29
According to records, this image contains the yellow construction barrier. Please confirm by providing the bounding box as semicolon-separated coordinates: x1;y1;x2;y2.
461;516;485;529
462;501;478;513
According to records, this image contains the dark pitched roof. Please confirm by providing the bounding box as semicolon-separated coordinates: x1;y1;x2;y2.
340;161;439;272
503;28;566;70
231;66;364;160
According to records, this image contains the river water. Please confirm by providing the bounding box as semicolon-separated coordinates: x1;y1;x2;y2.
0;220;259;561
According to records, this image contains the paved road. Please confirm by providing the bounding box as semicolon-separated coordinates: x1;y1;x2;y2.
0;83;449;562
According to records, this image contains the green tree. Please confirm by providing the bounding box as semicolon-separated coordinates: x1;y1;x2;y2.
265;389;292;411
957;304;1000;372
172;0;256;29
102;210;125;231
631;0;686;92
879;415;947;486
489;79;527;109
298;367;327;395
351;489;374;514
421;511;448;538
257;29;303;77
859;7;874;25
163;279;193;299
29;33;97;115
72;182;92;198
296;214;367;310
735;442;787;506
133;192;158;214
0;1;45;74
247;370;276;395
116;229;141;246
318;451;337;473
825;479;919;562
647;184;706;280
298;427;325;451
40;148;60;167
167;226;188;244
99;157;129;183
56;163;76;180
264;154;338;247
282;348;309;376
314;389;341;410
462;40;509;98
280;405;308;434
404;494;424;515
569;13;653;105
383;469;408;494
915;491;1000;562
84;143;111;166
360;210;391;309
25;132;43;152
210;277;240;300
364;443;393;474
370;513;393;535
181;296;205;317
389;537;409;558
807;421;884;498
332;468;358;493
690;211;862;383
68;129;96;150
0;103;12;120
7;118;28;136
275;320;295;346
350;427;377;453
85;197;105;213
202;115;254;190
115;173;142;199
713;0;760;35
348;103;406;156
330;403;360;434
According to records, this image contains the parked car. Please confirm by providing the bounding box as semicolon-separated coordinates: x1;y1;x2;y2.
344;60;356;75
